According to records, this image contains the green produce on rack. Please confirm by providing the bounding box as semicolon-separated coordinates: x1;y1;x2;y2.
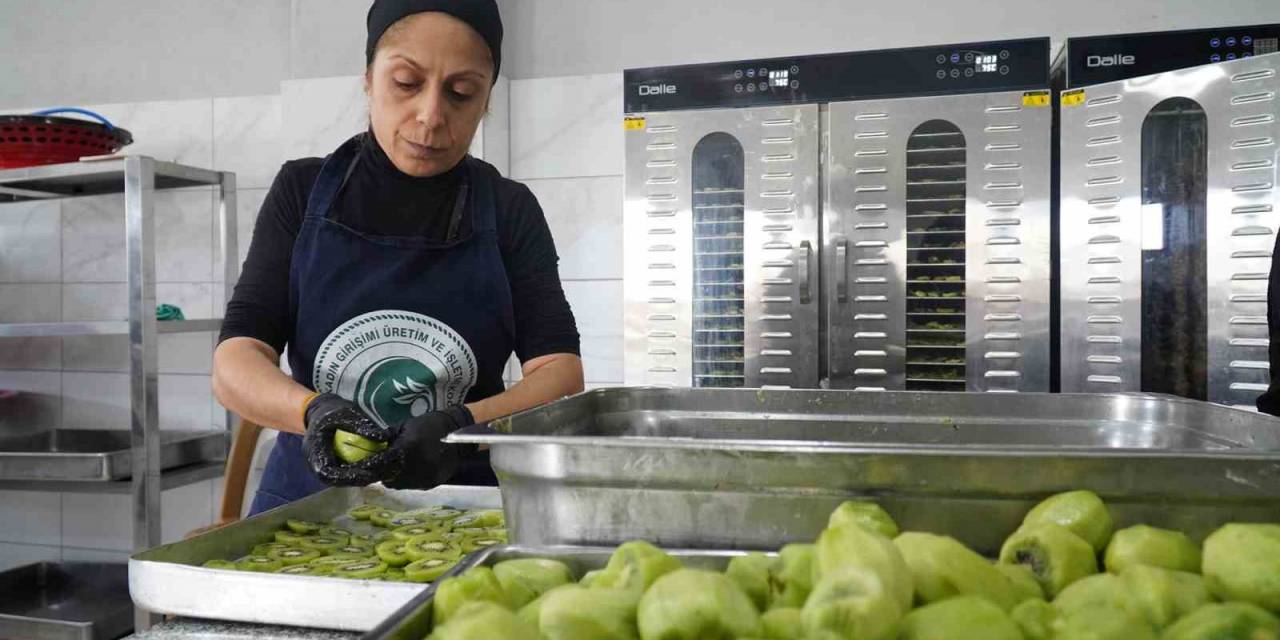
193;503;505;584
413;490;1280;640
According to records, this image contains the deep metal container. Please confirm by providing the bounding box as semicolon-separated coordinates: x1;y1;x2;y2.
449;387;1280;553
129;485;501;632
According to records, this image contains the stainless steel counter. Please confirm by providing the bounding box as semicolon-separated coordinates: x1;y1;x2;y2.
124;618;358;640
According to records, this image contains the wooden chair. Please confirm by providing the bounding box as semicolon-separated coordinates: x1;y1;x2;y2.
185;417;265;538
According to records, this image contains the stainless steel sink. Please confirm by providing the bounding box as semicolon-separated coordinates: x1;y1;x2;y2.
0;429;227;481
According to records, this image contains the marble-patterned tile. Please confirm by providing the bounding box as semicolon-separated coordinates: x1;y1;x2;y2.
525;176;624;281
0;370;61;429
470;76;511;176
288;0;369;81
62;190;213;284
0;284;62;370
213;95;283;190
281;76;367;160
0;542;61;572
85;99;214;169
61;479;214;551
510;73;623;180
61;284;214;374
0;200;61;283
562;280;624;383
0;491;60;545
61;195;125;283
60;371;216;431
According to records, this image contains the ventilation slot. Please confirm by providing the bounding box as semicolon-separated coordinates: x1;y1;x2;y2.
905;120;966;391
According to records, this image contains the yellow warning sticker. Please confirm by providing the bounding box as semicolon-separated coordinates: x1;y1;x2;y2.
624;116;647;131
1062;89;1086;107
1022;90;1050;107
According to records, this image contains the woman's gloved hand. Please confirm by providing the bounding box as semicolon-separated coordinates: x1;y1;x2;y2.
302;393;401;486
382;405;476;489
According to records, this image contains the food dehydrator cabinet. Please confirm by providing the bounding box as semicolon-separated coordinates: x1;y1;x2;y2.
624;38;1053;391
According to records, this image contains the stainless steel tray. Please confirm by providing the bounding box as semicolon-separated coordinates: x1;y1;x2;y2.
0;429;228;481
0;562;133;640
129;484;502;632
364;545;756;640
450;387;1280;553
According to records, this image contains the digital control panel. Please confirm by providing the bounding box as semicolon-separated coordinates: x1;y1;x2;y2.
624;38;1050;113
1058;23;1280;88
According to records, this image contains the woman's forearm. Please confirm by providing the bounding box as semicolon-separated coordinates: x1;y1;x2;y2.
466;353;585;423
213;337;313;434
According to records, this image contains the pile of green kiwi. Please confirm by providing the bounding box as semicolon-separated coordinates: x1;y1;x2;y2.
199;504;506;583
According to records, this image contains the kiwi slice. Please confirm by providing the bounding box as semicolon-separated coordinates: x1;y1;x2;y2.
437;531;467;543
451;510;504;529
330;560;388;579
392;523;442;541
425;508;464;522
285;519;326;535
376;539;413;567
369;509;398;528
202;559;237;570
453;527;489;538
404;557;458;583
299;535;347;553
318;527;352;540
269;547;323;566
388;514;429;528
276;564;318;576
350;532;390;546
313;555;369;568
347;504;381;520
405;537;463;562
485;528;508;541
274;530;311;545
252;542;294;556
461;537;503;553
383;568;407;582
331;544;374;558
236;556;283;573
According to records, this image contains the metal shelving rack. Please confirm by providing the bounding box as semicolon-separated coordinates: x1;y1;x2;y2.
0;157;237;630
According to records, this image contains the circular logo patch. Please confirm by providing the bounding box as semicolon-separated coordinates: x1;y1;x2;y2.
312;311;477;429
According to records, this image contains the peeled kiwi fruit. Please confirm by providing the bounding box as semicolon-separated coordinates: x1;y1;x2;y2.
300;535;348;554
461;537;504;553
392;523;441;541
369;509;398;528
273;530;311;545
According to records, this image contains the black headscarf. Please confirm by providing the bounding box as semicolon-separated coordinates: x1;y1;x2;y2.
366;0;503;81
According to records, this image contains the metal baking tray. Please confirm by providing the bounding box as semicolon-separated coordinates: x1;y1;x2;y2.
0;428;227;481
364;545;755;640
129;484;502;632
450;387;1280;553
0;562;133;640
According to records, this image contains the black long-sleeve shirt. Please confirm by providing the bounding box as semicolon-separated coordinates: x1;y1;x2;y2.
219;134;580;366
1257;230;1280;415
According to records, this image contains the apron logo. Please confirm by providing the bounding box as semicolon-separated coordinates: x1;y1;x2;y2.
356;356;439;428
312;311;478;429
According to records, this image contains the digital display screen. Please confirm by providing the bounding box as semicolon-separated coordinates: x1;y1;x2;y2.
1256;38;1279;55
975;54;999;73
769;69;790;87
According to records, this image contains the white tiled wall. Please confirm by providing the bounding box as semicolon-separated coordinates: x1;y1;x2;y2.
509;72;625;386
0;70;624;566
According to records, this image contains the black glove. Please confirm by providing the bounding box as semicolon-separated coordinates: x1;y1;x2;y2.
301;393;401;486
382;404;476;490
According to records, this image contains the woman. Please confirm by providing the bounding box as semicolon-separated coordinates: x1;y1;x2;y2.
213;0;584;514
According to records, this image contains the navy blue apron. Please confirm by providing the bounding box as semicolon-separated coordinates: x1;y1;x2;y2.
249;135;513;515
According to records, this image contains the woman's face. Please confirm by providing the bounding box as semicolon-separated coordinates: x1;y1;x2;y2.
366;12;493;177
